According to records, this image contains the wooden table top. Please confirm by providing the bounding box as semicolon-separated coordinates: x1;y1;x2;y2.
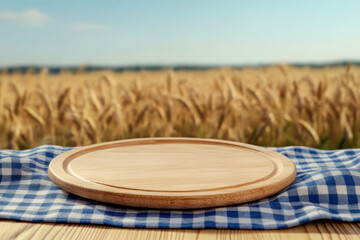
0;220;359;240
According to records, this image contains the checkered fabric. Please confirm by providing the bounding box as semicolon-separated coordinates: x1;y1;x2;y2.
0;145;359;229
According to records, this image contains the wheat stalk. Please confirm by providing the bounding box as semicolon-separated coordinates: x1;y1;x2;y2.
297;119;320;144
23;106;46;130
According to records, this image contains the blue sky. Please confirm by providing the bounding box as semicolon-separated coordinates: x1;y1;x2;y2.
1;0;359;66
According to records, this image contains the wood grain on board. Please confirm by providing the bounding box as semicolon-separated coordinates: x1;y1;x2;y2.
48;138;296;209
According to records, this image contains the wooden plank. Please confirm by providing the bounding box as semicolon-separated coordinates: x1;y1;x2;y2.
0;220;359;240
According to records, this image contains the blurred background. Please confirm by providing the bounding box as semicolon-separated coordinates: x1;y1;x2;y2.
1;0;360;149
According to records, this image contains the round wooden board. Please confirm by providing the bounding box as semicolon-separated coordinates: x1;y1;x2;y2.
48;138;296;209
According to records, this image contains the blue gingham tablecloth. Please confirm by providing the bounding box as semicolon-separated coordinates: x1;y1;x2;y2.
0;145;359;229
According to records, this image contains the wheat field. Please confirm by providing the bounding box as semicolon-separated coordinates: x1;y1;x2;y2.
1;65;359;150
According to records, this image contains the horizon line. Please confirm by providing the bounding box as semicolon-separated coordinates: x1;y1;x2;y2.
1;59;360;69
